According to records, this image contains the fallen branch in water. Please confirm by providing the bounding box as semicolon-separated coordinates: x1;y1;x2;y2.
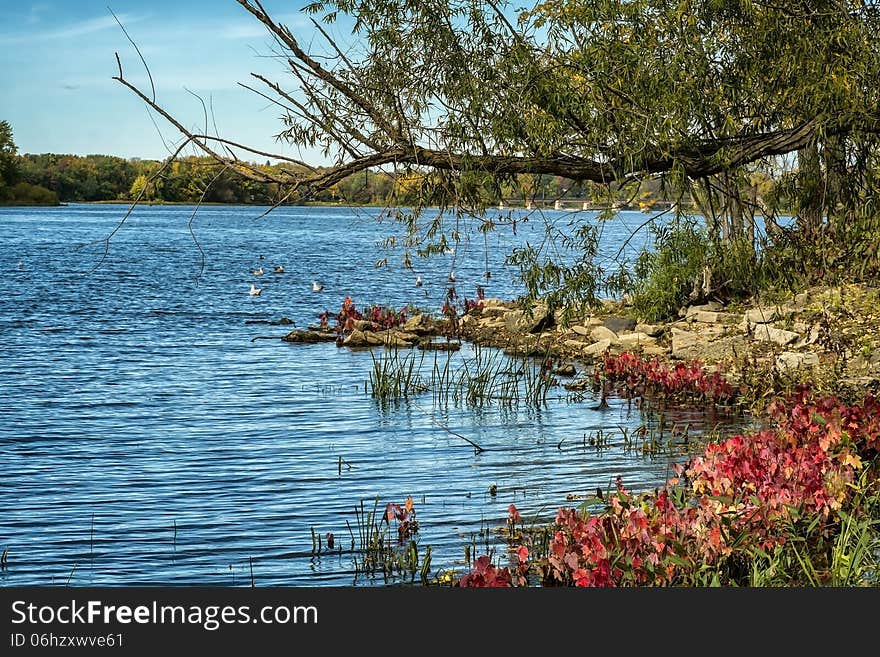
250;335;285;342
411;400;484;454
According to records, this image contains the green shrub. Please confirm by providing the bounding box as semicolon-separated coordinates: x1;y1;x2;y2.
624;216;766;322
1;181;59;206
628;217;709;322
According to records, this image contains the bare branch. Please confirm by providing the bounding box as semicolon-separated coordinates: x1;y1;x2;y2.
108;7;155;103
236;0;401;142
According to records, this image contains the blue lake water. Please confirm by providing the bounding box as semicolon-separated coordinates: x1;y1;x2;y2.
0;202;739;586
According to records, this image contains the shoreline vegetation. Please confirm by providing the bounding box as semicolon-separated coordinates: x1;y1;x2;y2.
285;283;880;586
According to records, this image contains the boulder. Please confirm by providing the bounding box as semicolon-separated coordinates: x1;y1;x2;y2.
670;328;702;358
752;324;799;346
776;351;820;372
688;311;737;324
479;305;507;318
617;332;656;348
602;316;636;333
746;307;781;324
504;309;536;334
342;329;371;347
583;339;612;356
382;332;415;348
403;313;438;335
683;301;723;318
635;323;663;337
590;325;619;343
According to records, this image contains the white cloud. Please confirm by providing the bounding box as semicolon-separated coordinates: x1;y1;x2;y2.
0;12;146;45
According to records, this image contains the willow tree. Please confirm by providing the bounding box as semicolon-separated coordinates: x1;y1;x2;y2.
115;0;880;313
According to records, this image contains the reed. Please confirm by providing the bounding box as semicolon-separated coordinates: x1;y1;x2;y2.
368;343;554;408
368;348;429;400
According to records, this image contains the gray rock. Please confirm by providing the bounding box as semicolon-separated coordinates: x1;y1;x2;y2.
590;325;619;343
684;301;723;318
670;326;750;361
688;310;720;324
670;328;701;357
752;324;799;346
617;332;656;348
635;323;663;337
746;307;781;324
602;316;636;333
583;339;612;356
776;351;820;371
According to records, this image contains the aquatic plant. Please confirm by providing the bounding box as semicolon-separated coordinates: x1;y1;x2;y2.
368;343;555;408
350;496;432;585
368;349;428;400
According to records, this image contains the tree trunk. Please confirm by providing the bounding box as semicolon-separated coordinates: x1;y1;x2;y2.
797;143;823;236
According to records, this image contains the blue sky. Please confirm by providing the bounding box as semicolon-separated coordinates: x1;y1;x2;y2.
1;0;339;164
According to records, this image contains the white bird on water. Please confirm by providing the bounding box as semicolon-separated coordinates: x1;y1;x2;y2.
448;270;456;283
312;280;324;292
249;283;262;296
274;265;285;274
416;275;423;287
253;267;264;276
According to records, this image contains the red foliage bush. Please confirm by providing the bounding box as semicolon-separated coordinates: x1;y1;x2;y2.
318;296;408;334
458;380;877;587
594;351;735;405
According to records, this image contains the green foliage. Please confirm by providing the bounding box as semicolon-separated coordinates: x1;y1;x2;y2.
18;153;139;202
2;182;59;206
506;219;603;318
216;0;880;314
626;217;708;322
622;215;767;322
0;119;21;198
748;470;880;587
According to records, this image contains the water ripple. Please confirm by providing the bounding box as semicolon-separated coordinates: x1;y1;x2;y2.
0;204;743;586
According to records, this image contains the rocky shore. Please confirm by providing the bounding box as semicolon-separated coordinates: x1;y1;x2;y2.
280;282;880;401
